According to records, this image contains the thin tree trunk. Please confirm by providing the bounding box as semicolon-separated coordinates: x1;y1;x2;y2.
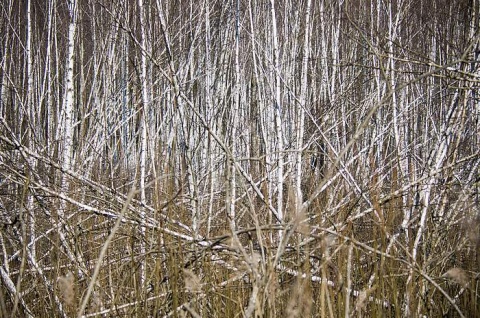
270;0;284;230
295;0;312;212
25;0;37;261
137;0;149;286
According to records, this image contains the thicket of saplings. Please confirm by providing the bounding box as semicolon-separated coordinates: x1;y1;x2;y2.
1;0;479;316
1;150;478;317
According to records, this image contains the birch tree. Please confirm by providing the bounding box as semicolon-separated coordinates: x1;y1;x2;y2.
294;0;312;211
25;0;36;260
137;0;150;286
0;0;479;316
269;0;285;227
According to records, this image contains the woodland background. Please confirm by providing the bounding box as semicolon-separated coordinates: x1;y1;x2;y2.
0;0;479;317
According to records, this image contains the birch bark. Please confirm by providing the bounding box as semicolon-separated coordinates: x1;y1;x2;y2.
137;0;150;286
295;0;312;212
57;0;77;249
270;0;284;228
25;0;36;260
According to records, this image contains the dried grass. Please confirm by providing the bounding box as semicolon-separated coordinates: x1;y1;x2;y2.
57;272;74;306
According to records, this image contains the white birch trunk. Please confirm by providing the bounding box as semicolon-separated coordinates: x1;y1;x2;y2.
295;0;312;212
137;0;149;286
387;1;411;238
227;0;241;230
55;0;90;280
204;0;215;236
270;0;284;227
25;0;37;260
319;0;329;102
60;0;76;182
58;0;76;236
0;0;13;118
40;0;55;155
